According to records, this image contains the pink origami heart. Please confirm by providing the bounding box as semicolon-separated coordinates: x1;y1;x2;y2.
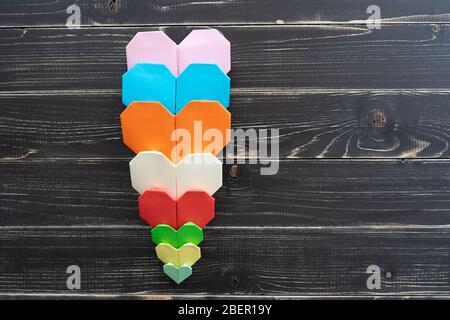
126;31;178;76
126;29;230;76
177;29;231;75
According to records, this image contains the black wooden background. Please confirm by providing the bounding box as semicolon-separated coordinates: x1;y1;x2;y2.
2;0;450;298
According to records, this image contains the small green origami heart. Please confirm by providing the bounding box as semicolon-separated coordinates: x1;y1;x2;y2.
163;263;192;284
151;222;203;248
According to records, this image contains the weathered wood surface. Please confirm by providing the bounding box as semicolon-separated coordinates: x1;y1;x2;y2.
2;1;450;298
1;227;450;296
1;0;450;27
0;24;449;92
3;91;450;160
3;159;450;227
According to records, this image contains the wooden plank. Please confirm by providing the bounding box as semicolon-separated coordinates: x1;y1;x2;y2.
2;2;450;300
3;91;450;161
1;0;450;27
0;24;450;92
0;226;449;296
3;159;450;226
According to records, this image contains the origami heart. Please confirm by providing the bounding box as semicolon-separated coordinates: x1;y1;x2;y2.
163;263;192;284
122;63;230;114
176;190;215;227
139;188;177;227
129;151;176;197
126;29;230;76
139;188;215;228
156;243;201;267
130;151;222;198
120;101;176;159
175;64;230;113
175;153;222;198
122;63;176;109
126;31;178;76
121;100;231;161
151;222;203;248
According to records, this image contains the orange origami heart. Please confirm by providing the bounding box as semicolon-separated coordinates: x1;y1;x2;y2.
121;101;230;163
120;101;175;161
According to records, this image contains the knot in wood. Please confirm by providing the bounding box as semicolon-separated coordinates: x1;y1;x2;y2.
368;108;388;129
229;164;243;180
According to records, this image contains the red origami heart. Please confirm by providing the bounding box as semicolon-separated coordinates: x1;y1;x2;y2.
138;188;215;229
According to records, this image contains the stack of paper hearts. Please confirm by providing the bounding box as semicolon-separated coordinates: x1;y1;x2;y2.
121;29;231;284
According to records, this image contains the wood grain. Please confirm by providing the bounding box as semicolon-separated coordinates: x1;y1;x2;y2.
0;24;449;92
0;226;450;296
1;0;450;27
3;91;450;161
3;159;450;227
2;1;450;298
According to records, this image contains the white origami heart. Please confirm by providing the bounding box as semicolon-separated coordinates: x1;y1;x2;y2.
129;151;222;199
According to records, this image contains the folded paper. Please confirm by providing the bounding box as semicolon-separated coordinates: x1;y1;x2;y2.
122;63;176;110
126;31;178;76
139;188;215;228
120;101;176;159
163;263;192;284
175;64;230;113
178;29;231;75
129;151;176;197
126;29;230;76
130;151;222;198
138;188;177;227
121;100;231;161
122;63;230;114
156;243;201;267
151;222;203;248
122;28;232;285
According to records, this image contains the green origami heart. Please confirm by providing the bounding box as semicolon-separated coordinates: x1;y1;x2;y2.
151;222;203;248
163;263;192;284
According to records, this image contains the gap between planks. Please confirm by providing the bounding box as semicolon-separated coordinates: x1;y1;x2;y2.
0;22;441;46
0;18;448;29
5;88;450;96
0;293;448;299
1;225;450;230
2;158;450;162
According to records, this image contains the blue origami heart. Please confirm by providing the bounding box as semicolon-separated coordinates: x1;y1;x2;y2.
122;63;176;112
175;63;230;113
163;263;192;284
122;63;230;115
